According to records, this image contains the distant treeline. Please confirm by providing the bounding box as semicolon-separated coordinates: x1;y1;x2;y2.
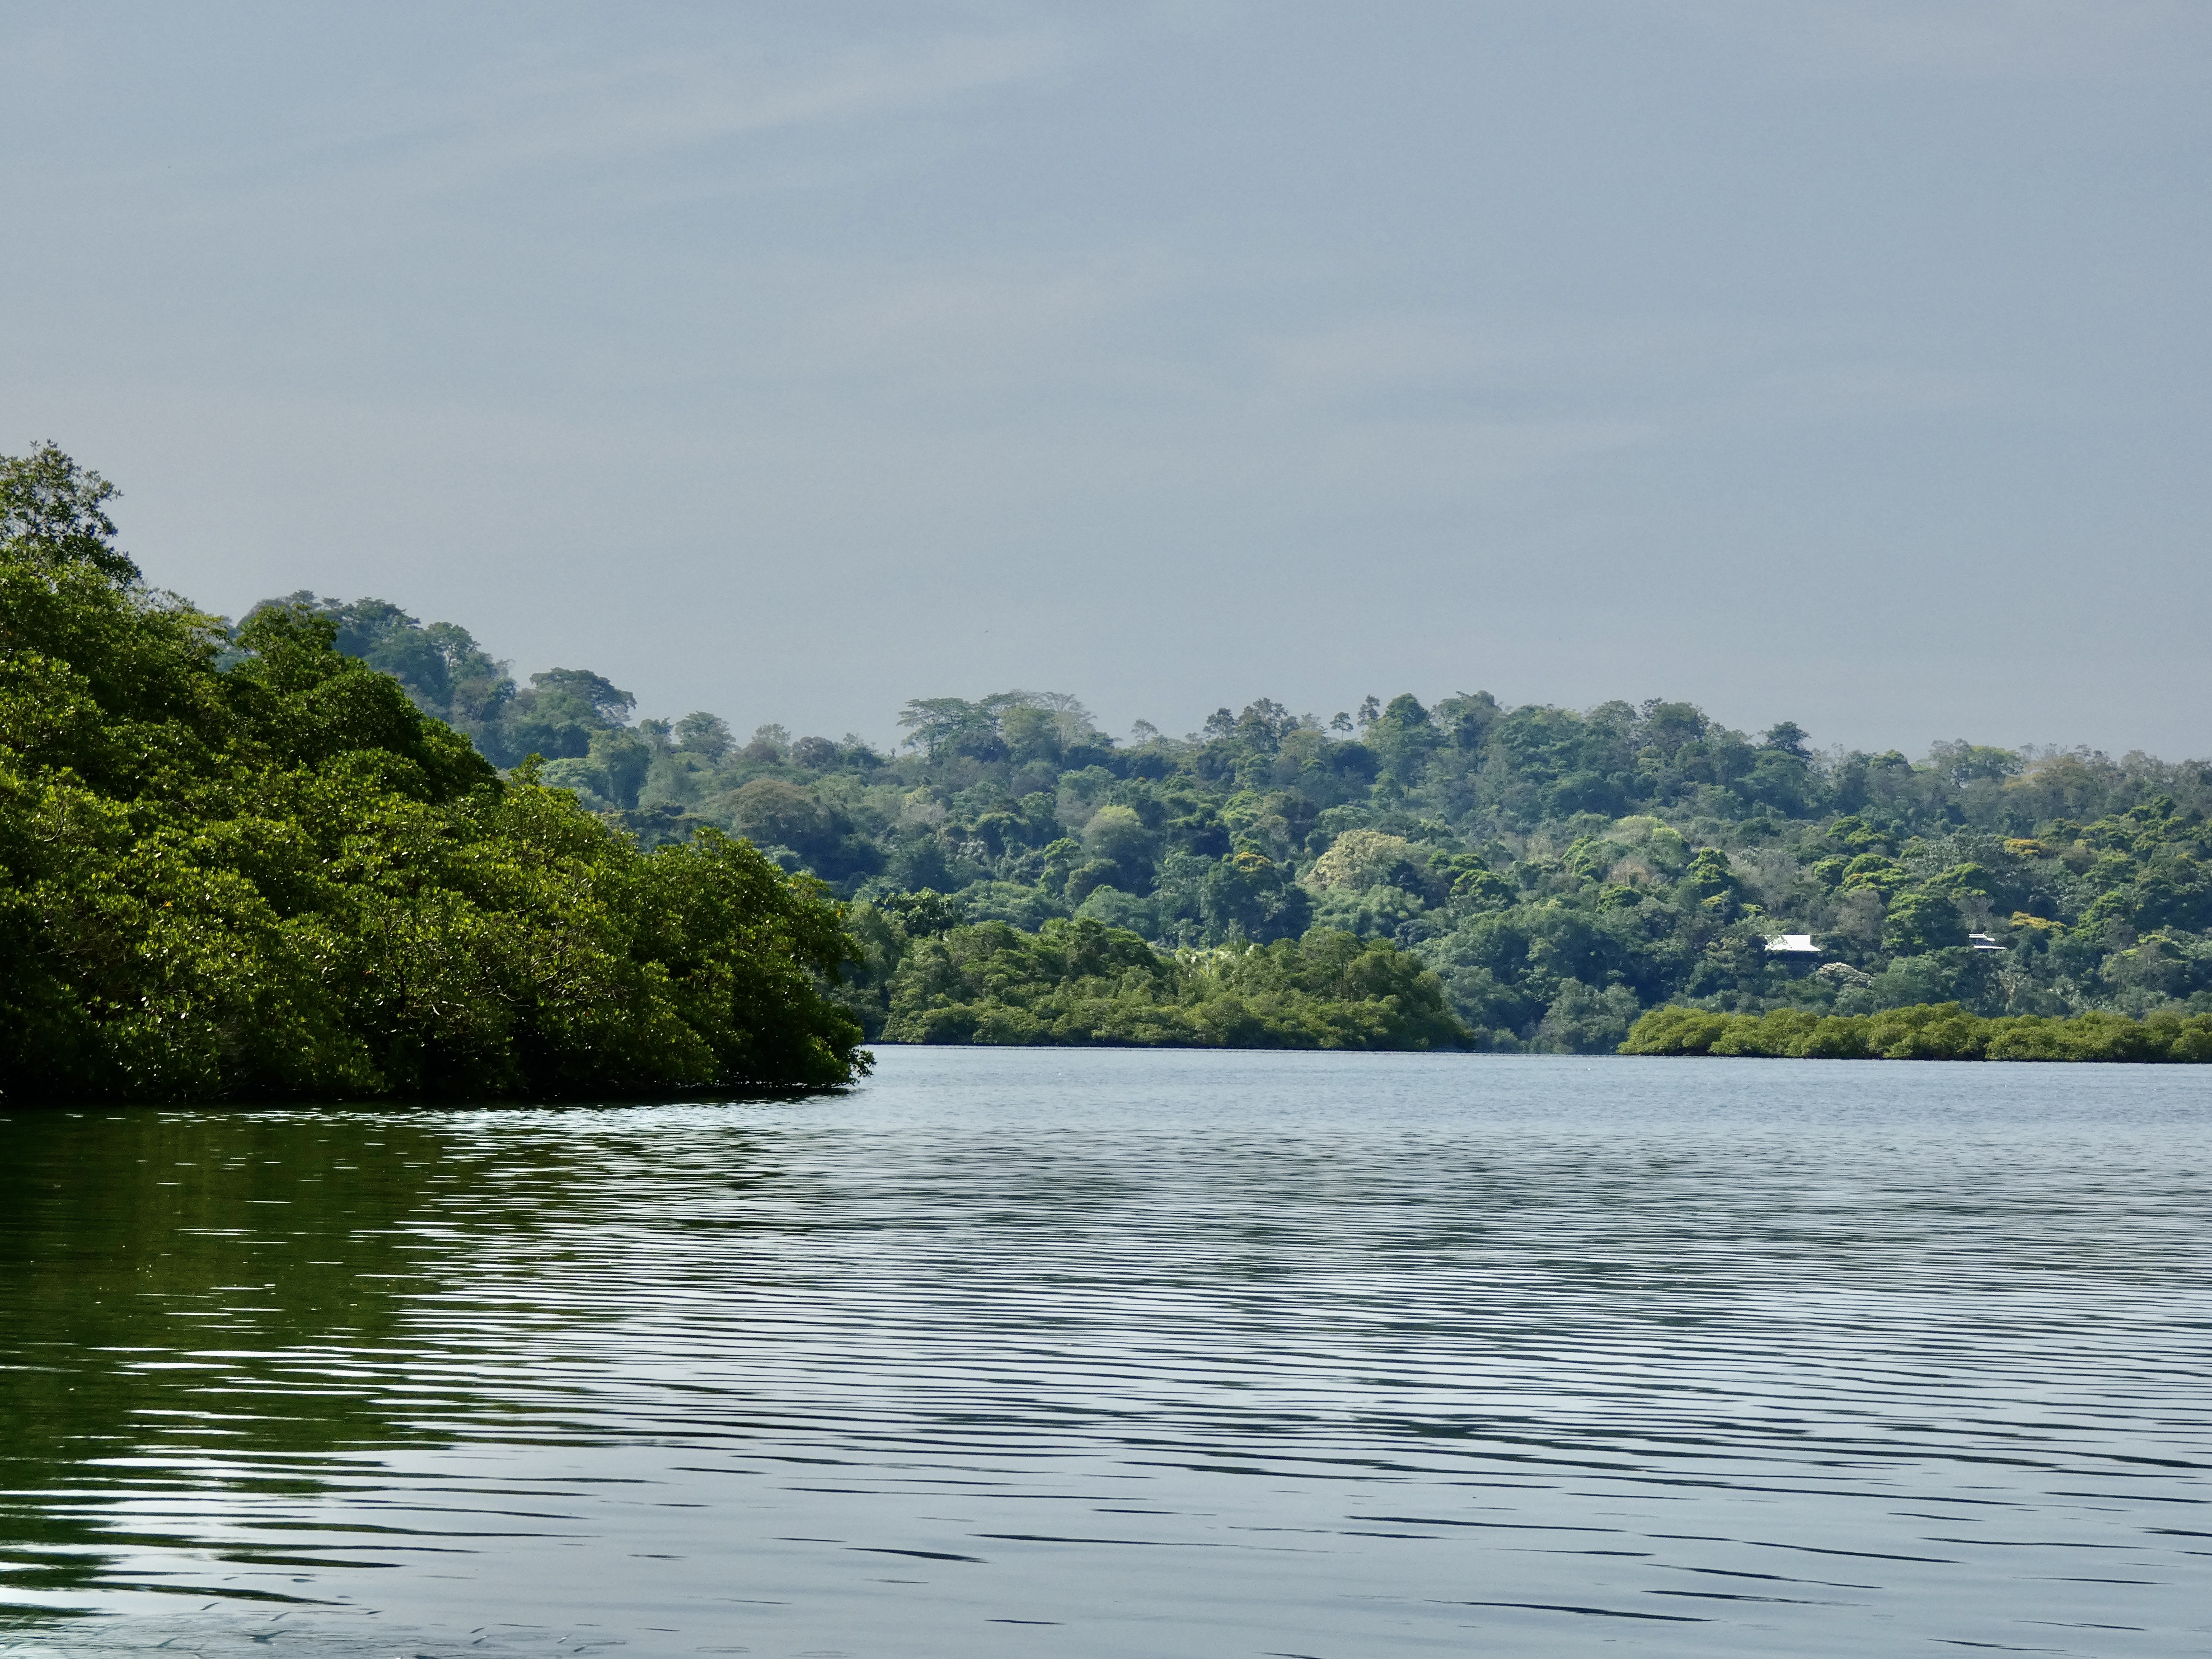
280;587;2212;1054
1624;1003;2212;1062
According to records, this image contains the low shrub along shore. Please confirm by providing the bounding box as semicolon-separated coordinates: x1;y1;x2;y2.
1622;1002;2212;1061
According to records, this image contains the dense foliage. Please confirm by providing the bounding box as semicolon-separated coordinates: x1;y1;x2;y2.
1623;1002;2212;1062
0;447;866;1101
838;907;1465;1048
302;589;2212;1054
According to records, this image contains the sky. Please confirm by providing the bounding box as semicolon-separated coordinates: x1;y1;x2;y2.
3;1;2208;758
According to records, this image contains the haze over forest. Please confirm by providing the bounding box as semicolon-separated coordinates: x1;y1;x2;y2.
4;3;2209;757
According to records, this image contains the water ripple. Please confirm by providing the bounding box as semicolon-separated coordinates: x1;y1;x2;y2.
1;1050;2208;1656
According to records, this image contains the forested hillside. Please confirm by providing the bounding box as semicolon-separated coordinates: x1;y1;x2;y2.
287;592;2212;1053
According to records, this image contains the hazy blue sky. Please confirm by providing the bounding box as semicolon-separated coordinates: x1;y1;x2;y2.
5;2;2207;756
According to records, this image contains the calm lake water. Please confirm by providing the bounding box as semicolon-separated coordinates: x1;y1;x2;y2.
2;1050;2208;1658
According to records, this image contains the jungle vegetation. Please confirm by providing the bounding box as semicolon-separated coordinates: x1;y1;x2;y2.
848;904;1465;1050
18;437;2203;1069
1622;1002;2212;1062
275;585;2212;1058
0;446;867;1101
281;585;2212;1054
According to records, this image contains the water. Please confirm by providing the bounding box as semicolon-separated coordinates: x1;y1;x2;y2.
1;1050;2208;1658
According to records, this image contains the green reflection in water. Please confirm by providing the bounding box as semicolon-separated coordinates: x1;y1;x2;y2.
0;1107;564;1618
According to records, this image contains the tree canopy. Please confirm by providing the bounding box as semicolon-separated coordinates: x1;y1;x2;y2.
340;652;2210;1054
288;622;2208;1054
0;450;867;1101
32;441;2206;1065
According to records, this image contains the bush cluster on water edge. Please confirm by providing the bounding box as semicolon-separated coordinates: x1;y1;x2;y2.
1621;1002;2212;1061
0;446;867;1102
838;908;1469;1049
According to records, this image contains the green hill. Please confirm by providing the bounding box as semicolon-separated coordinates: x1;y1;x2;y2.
273;588;2212;1054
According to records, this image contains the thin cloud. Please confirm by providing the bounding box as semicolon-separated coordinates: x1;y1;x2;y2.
403;31;1072;177
1655;0;2212;80
61;24;1074;209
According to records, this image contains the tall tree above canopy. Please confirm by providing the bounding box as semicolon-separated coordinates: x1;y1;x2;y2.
897;691;1092;760
0;443;136;585
530;667;636;725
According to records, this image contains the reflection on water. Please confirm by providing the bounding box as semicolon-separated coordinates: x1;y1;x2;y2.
1;1050;2208;1657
